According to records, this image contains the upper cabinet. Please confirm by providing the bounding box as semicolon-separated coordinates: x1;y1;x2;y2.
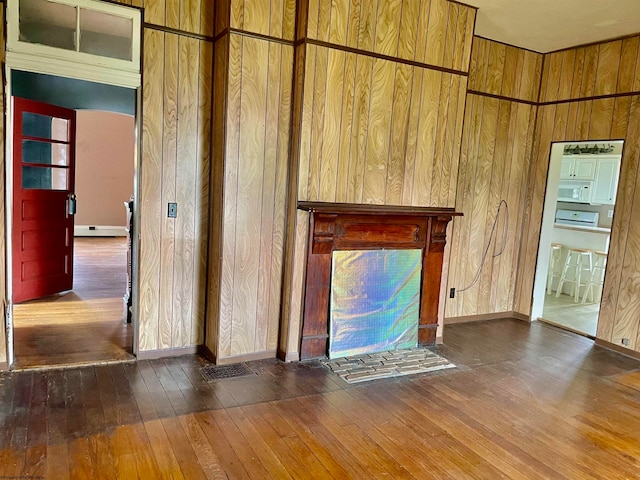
560;156;598;180
592;156;621;205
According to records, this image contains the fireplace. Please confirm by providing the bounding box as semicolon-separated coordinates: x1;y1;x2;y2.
298;202;461;360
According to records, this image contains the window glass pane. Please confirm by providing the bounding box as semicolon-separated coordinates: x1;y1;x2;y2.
22;112;69;142
22;140;70;166
19;0;77;51
79;8;132;61
22;166;68;190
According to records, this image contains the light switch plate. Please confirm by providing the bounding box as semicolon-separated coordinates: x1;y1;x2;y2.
168;203;178;218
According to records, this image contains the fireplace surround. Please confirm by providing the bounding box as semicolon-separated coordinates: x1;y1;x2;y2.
298;202;461;360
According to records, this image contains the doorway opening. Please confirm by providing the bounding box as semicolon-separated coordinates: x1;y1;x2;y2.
532;140;623;338
9;70;136;369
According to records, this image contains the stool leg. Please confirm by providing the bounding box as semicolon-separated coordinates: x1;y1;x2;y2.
574;254;581;303
556;254;571;298
547;251;556;295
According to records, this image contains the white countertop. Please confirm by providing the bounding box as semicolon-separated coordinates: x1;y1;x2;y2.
553;223;611;234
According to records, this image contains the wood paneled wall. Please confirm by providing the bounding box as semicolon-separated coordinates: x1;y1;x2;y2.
468;37;543;102
230;0;296;40
298;44;468;206
540;35;640;103
515;33;640;355
306;0;476;72
446;95;536;318
516;97;640;350
138;28;212;352
112;0;214;36
280;0;475;360
444;37;541;320
209;1;293;362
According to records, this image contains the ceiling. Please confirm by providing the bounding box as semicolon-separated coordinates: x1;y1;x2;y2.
462;0;640;53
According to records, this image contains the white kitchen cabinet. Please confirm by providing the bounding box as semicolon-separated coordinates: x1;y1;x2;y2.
560;156;598;180
592;156;620;204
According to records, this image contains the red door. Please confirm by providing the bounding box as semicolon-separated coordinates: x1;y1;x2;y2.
12;98;76;303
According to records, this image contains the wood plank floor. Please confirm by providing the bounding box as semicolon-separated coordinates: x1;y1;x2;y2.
2;319;640;478
12;237;133;369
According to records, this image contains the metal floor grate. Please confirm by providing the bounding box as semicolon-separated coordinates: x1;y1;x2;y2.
199;363;255;381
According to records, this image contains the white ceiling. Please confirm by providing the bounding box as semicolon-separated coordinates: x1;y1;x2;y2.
463;0;640;53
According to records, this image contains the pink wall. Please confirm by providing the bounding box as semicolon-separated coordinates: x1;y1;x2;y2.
75;110;134;227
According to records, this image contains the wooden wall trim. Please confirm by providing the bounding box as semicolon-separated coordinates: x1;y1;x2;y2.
227;28;295;46
595;338;640;361
302;39;470;78
143;22;214;42
546;32;640;55
540;91;640;107
215;350;277;365
473;34;542;55
136;346;200;360
0;362;7;372
444;311;524;324
467;89;538;106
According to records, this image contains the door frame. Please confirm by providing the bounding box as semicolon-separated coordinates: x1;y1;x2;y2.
531;140;623;330
3;65;142;368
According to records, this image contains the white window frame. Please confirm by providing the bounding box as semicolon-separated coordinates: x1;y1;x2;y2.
6;0;141;88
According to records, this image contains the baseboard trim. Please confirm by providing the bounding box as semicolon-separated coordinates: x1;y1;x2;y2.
444;311;522;325
436;336;443;345
75;225;127;237
512;312;531;322
0;361;7;372
595;339;640;360
136;346;199;360
215;350;277;365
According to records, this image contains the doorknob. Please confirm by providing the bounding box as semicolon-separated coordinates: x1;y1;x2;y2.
68;193;77;215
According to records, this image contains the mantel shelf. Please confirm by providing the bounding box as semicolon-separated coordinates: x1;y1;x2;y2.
298;201;463;218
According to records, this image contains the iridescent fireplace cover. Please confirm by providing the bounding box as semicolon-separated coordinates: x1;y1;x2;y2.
328;249;422;359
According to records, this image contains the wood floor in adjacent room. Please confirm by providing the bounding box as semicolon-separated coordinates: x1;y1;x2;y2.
12;237;133;369
3;318;640;478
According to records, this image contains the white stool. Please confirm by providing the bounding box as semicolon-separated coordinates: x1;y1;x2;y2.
546;243;563;294
556;247;592;302
582;251;607;304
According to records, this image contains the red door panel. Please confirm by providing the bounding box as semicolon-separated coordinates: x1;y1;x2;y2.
12;97;76;303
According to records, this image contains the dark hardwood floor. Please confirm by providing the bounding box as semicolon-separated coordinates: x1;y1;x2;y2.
2;318;640;478
12;237;134;369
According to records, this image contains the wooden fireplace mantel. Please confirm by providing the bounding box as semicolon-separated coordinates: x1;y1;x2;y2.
298;201;462;360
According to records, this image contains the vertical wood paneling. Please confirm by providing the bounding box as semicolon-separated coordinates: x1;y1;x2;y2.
307;0;475;72
217;34;293;359
599;97;638;343
139;29;212;352
468;37;543;103
363;58;396;204
139;29;164;351
173;36;200;347
159;33;179;350
298;46;467;208
135;0;214;36
206;37;229;356
447;95;537;318
594;41;622;96
374;0;403;58
229;0;296;40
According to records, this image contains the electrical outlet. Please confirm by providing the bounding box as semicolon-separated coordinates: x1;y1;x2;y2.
168;203;178;218
449;288;456;299
622;338;630;346
607;209;614;218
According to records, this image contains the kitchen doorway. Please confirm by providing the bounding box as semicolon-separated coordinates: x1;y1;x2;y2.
532;140;623;338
